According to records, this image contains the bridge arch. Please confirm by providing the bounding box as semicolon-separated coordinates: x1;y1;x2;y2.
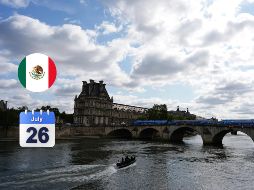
169;127;203;143
139;128;160;140
107;128;132;139
212;129;254;146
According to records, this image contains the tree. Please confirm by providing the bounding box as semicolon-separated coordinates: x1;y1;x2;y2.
38;106;60;116
147;104;168;120
139;104;197;121
0;105;74;127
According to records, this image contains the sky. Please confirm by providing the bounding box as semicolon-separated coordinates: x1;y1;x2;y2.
1;0;254;119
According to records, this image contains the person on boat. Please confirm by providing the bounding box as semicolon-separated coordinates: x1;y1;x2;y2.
116;155;136;168
125;156;130;162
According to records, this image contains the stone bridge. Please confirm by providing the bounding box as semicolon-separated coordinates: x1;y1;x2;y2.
105;125;254;146
1;125;253;146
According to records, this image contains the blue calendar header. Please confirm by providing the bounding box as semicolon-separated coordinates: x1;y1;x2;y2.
20;111;55;124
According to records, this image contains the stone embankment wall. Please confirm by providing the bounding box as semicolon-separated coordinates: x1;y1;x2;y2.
0;126;106;139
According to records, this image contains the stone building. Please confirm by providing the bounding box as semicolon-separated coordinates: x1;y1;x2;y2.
112;103;146;126
168;106;196;120
74;80;147;126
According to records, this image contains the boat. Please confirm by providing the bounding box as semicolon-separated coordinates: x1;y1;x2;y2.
116;156;136;169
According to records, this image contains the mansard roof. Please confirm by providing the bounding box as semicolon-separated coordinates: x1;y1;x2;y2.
79;79;110;100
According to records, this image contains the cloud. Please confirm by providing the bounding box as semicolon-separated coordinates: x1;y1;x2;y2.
2;0;254;118
97;21;121;35
216;81;252;95
0;54;17;75
0;62;17;74
64;18;81;25
0;14;133;88
131;50;209;83
0;0;30;8
102;0;254;117
79;0;86;4
196;95;232;106
52;78;81;97
131;54;184;77
196;80;254;115
231;103;254;115
197;81;253;106
203;19;254;46
0;14;137;112
106;0;190;37
0;79;18;89
176;19;202;45
112;94;172;108
0;0;78;13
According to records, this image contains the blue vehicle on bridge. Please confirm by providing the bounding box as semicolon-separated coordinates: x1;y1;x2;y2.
132;119;218;126
132;119;254;127
169;119;218;126
219;119;254;127
132;120;168;126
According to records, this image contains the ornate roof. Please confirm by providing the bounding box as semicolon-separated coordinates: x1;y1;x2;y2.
78;79;110;100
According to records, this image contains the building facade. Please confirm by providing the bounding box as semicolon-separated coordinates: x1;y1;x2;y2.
74;80;147;127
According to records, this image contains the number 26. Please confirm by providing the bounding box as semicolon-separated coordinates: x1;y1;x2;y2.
26;127;49;143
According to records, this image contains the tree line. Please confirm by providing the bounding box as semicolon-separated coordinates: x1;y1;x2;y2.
0;106;73;126
139;104;196;120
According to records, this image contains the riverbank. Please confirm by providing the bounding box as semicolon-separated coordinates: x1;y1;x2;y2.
0;126;106;139
0;136;102;142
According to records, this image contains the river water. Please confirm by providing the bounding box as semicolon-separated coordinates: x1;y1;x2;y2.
0;133;254;190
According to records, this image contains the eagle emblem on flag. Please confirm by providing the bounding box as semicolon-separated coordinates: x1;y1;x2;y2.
29;65;45;80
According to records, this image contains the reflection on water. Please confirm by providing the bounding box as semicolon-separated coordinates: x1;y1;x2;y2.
0;133;254;190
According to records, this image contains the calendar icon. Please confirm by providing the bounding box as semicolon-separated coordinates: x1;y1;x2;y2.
19;110;55;147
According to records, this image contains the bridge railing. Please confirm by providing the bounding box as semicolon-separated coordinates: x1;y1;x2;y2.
130;119;254;127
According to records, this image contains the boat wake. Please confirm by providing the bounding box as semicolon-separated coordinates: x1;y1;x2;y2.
116;162;136;170
0;164;117;189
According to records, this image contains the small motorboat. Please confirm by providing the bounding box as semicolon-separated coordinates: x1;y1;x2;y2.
116;156;136;169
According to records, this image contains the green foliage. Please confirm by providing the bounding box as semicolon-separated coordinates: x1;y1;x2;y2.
137;115;148;120
37;106;72;123
0;108;21;125
139;104;196;120
147;104;168;120
60;112;73;124
0;105;73;126
168;113;196;120
35;106;60;116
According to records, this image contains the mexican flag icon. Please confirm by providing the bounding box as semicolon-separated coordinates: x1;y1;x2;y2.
18;53;57;92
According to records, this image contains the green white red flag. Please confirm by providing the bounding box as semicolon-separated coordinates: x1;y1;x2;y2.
18;53;57;92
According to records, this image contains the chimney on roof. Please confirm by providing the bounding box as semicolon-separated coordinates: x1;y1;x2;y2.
89;79;94;95
99;80;103;84
82;81;87;92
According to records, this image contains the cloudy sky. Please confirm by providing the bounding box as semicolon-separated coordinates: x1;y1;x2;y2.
1;0;254;119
